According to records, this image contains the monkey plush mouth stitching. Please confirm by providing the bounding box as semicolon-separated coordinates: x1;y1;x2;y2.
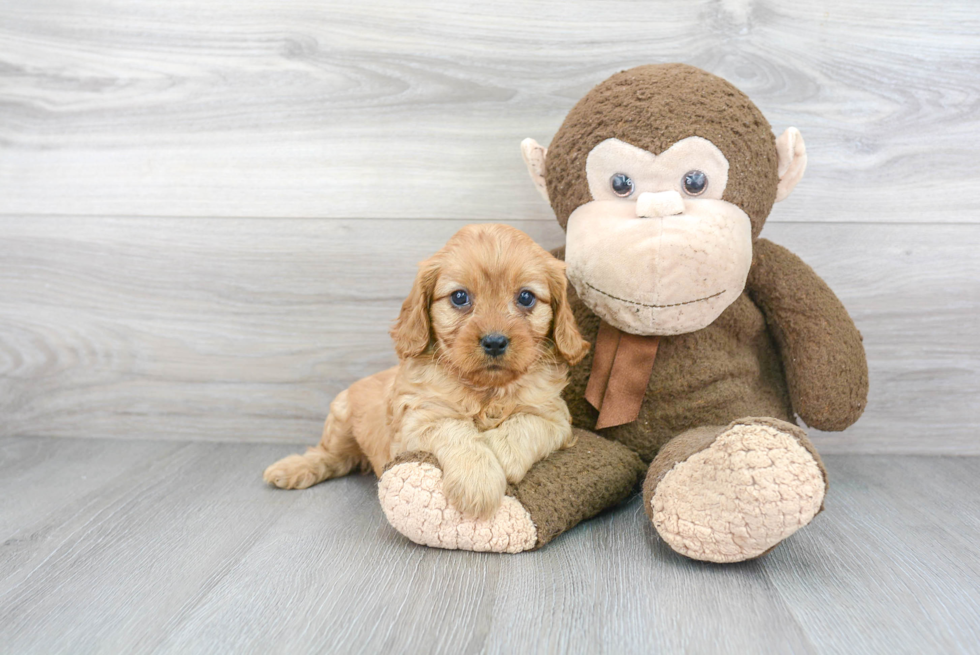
584;282;727;309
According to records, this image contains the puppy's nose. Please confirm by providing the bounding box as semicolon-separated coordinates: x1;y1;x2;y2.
636;191;684;218
481;333;509;358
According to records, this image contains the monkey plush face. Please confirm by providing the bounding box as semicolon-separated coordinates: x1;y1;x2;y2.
522;64;806;336
565;135;749;335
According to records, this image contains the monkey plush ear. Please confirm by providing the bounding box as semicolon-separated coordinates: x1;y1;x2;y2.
390;257;440;360
775;127;807;202
521;138;550;204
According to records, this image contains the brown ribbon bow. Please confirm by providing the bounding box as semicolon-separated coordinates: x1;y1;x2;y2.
584;321;661;430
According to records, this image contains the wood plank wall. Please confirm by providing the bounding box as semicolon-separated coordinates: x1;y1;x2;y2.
1;0;978;453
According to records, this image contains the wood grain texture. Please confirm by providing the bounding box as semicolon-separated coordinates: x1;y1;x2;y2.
1;0;979;222
0;436;177;540
0;218;980;453
0;216;976;454
768;455;980;653
0;437;978;654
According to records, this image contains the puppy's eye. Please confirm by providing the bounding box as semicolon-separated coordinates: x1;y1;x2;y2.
450;289;470;308
610;173;634;198
516;290;536;308
682;170;707;196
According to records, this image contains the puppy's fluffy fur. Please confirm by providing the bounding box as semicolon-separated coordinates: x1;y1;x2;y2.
264;224;589;518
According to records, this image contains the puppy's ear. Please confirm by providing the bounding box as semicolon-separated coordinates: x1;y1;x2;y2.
391;256;440;359
546;258;590;365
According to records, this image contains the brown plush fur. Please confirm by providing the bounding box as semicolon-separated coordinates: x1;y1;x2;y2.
264;224;590;520
748;239;869;430
545;63;779;238
555;247;796;462
506;429;646;548
383;428;647;549
552;236;867;464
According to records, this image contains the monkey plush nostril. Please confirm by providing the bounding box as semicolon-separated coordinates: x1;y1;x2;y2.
636;191;685;218
480;333;509;358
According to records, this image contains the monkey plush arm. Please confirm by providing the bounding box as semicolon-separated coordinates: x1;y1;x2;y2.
746;238;868;431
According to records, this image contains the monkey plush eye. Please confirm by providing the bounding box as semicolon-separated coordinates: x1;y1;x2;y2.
610;173;635;197
450;289;470;308
516;289;536;309
682;170;708;196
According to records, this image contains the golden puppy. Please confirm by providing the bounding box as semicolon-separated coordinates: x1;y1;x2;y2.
263;223;589;519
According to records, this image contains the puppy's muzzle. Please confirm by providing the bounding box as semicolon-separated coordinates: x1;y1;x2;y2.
480;333;509;358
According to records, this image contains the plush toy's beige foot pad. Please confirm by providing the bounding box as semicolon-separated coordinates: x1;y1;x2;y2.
646;418;826;563
378;457;537;554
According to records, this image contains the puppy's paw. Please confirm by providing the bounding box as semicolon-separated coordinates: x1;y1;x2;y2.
440;449;508;520
487;439;530;485
263;454;321;489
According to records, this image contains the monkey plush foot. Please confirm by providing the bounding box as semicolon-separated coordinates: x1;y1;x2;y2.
643;417;827;563
378;452;538;554
379;430;645;553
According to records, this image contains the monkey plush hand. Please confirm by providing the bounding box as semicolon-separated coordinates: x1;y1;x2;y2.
377;64;868;562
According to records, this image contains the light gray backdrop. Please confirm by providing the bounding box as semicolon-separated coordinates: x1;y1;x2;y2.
1;0;977;453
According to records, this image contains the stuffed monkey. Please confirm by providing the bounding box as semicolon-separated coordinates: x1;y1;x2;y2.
377;63;868;562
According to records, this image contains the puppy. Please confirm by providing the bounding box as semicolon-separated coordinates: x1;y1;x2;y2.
263;223;589;519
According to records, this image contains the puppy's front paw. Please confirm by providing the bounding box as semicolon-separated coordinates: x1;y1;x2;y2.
487;438;529;485
440;449;507;520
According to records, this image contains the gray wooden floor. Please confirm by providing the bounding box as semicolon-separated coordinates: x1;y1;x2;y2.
1;437;978;654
